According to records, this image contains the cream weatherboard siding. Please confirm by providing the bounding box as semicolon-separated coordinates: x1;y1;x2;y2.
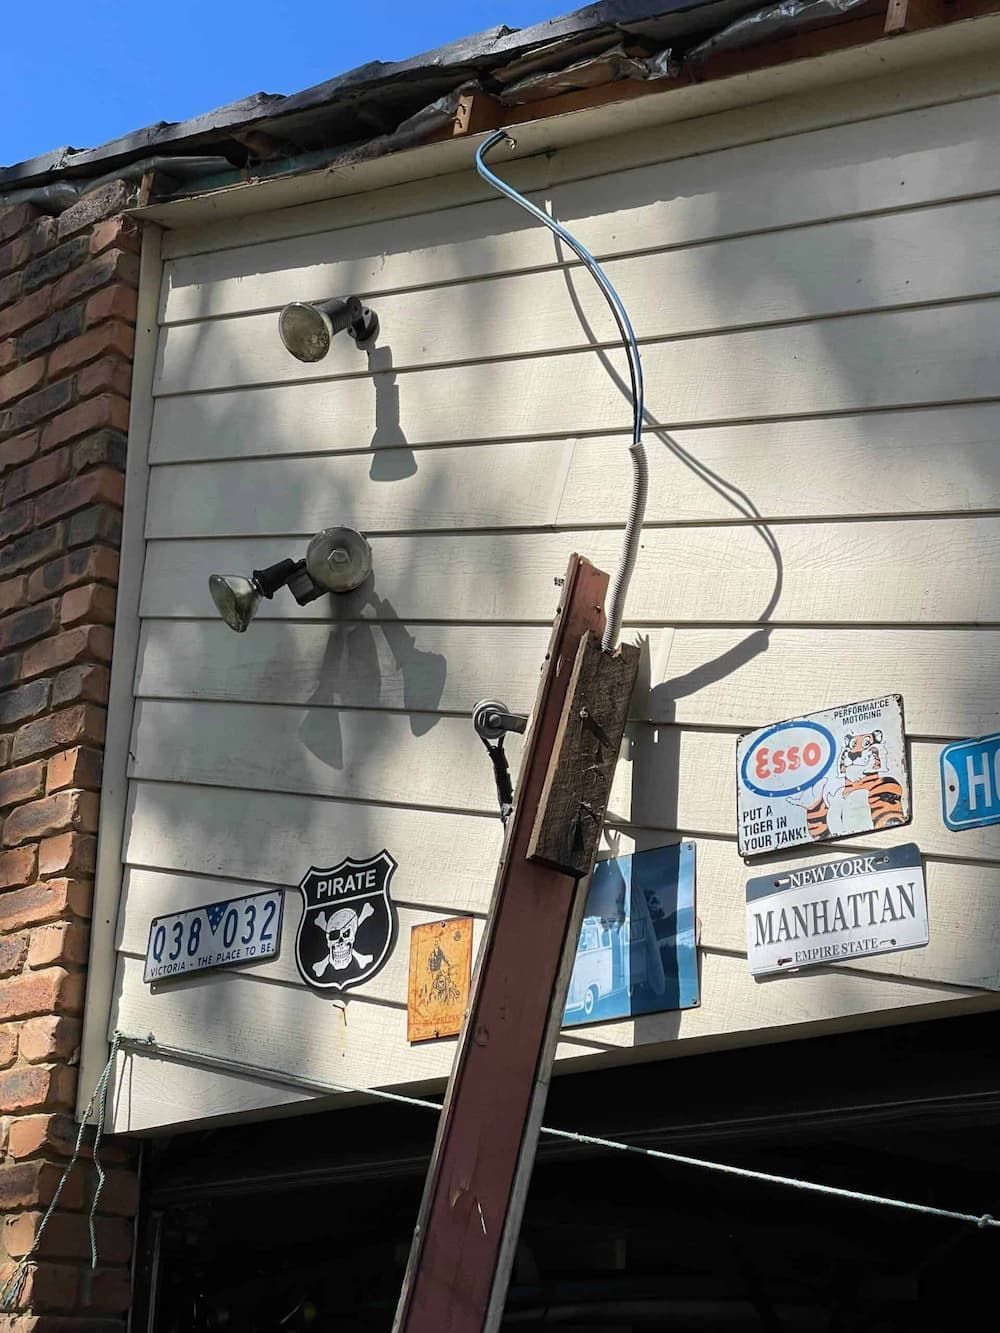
96;65;1000;1133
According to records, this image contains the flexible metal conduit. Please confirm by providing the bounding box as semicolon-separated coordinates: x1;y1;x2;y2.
475;128;648;652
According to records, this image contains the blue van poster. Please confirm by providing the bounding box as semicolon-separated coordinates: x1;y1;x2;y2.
562;842;698;1027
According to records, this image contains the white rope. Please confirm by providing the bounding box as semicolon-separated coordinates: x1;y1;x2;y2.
118;1032;998;1234
0;1031;124;1312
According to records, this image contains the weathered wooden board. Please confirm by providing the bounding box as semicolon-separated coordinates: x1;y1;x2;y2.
119;784;1000;991
128;704;1000;863
155;198;1000;395
159;90;1000;280
117;869;487;1001
148;297;1000;462
144;404;1000;538
140;517;1000;625
144;439;575;539
136;621;1000;741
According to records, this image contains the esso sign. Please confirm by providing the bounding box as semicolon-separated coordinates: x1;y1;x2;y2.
740;720;836;799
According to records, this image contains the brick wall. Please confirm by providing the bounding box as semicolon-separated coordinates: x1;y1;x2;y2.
0;192;141;1330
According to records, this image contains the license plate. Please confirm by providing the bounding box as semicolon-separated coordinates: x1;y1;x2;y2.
144;889;284;983
941;731;1000;831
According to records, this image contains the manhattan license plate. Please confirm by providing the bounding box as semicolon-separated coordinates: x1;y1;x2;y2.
144;889;283;983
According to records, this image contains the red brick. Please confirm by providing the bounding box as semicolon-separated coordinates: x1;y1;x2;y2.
0;336;14;369
3;790;100;847
0;762;46;809
0;355;45;405
32;470;124;528
20;237;89;295
0;969;83;1022
0;287;50;341
59;582;116;627
48;322;133;378
51;663;110;709
26;546;118;604
7;1113;82;1159
22;625;114;679
0;601;57;653
83;1267;132;1314
72;429;126;474
0;575;26;615
0;846;37;889
92;1168;139;1217
77;357;131;402
1;1260;79;1313
45;747;103;794
37;831;98;878
2;449;70;506
0;379;74;440
0;1317;127;1333
0;678;50;726
51;250;140;311
0;203;41;244
39;396;128;453
84;285;137;328
17;1014;82;1063
0;1023;16;1068
0;430;38;476
0;268;21;310
0;499;33;542
12;706;107;762
0;879;92;931
15;305;84;363
0;1062;76;1113
0;525;66;581
0;1158;84;1211
89;217;141;257
5;1212;132;1265
57;181;137;240
26;922;90;972
0;934;28;977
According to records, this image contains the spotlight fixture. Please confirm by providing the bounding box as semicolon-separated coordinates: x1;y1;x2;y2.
208;529;372;633
278;297;379;362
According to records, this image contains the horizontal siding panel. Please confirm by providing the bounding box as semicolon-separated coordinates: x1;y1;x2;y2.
155;199;1000;395
136;621;1000;741
109;950;984;1136
149;298;1000;462
117;869;486;1001
128;703;1000;861
145;405;1000;539
145;439;573;539
160;95;1000;312
140;518;1000;625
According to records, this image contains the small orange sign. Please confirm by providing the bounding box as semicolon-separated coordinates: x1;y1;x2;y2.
407;917;473;1043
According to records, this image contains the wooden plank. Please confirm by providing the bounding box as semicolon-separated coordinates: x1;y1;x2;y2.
140;517;1000;625
155;198;1000;394
160;86;1000;267
144;438;575;539
118;788;1000;991
148;297;1000;462
116;869;487;1001
529;636;640;875
77;224;164;1119
128;703;1000;862
134;621;1000;742
393;553;609;1333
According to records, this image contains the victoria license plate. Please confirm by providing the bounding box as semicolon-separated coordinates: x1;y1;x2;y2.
144;889;283;983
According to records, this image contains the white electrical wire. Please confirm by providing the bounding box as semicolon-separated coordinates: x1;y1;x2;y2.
475;130;648;652
117;1032;998;1233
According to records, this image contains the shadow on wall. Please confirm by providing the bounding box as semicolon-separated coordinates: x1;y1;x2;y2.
367;343;418;481
297;572;448;771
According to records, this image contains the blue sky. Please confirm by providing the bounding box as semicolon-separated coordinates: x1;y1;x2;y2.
3;0;562;167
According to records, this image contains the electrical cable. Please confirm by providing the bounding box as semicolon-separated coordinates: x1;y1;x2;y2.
475;129;648;652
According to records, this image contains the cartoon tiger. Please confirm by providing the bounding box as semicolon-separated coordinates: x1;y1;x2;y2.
803;731;905;840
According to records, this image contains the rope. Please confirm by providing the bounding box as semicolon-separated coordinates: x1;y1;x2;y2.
0;1030;126;1312
115;1032;998;1235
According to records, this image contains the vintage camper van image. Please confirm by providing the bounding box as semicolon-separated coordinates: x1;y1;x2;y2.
563;842;698;1027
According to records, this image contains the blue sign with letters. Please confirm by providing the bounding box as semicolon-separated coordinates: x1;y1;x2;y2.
940;731;1000;831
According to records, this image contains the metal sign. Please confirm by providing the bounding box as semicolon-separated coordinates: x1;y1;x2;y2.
144;889;283;984
736;695;910;857
407;917;474;1043
562;841;698;1026
940;731;1000;831
295;850;397;992
746;843;928;976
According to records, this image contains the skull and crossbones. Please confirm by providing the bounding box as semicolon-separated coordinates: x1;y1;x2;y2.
312;902;375;978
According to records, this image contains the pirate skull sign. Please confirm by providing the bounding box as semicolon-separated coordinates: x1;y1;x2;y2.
295;851;397;992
